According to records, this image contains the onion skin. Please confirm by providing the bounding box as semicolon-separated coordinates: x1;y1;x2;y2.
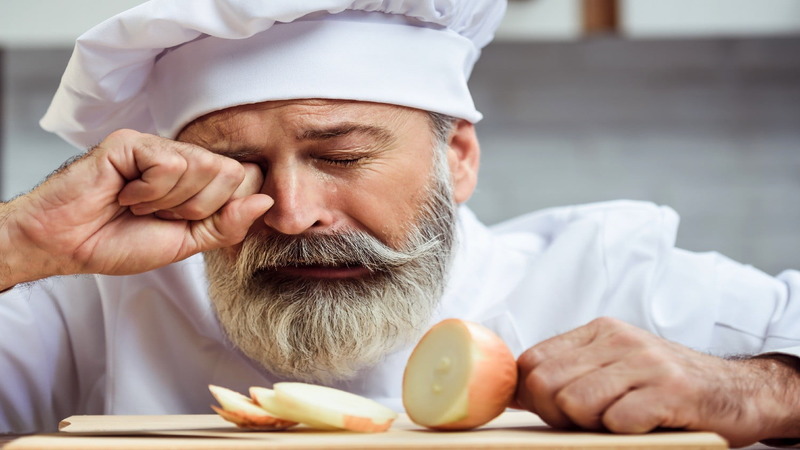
210;405;298;430
341;415;394;433
209;384;298;431
404;319;518;430
264;383;397;432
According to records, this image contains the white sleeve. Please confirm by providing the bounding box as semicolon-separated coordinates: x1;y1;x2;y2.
765;346;800;359
0;276;104;433
649;248;800;356
765;271;800;352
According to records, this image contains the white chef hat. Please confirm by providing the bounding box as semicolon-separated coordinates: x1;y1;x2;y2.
39;0;506;149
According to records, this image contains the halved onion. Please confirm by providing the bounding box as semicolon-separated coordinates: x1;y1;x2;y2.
402;318;518;430
208;384;297;430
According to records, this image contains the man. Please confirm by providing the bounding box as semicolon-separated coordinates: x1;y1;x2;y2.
1;0;799;446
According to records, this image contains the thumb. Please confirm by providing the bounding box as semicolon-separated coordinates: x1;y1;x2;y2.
190;194;274;252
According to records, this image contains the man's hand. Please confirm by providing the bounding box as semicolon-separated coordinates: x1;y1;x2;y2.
515;317;800;447
0;129;272;289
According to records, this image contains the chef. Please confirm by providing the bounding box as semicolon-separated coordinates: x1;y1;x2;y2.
1;0;798;446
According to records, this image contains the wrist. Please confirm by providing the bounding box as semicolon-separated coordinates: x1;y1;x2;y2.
746;355;800;442
0;202;17;290
0;199;50;289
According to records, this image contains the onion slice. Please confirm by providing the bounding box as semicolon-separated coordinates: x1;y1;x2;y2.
208;384;297;430
253;383;398;432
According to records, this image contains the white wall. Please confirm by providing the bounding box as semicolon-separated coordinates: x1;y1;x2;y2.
0;0;145;47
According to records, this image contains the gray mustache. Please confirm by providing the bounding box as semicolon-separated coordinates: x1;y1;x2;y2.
238;229;439;274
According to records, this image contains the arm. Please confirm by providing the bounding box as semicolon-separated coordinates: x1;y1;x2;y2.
515;317;800;447
0;129;272;290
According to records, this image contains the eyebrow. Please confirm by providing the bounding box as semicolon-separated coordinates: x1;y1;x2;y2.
297;123;396;147
209;123;398;161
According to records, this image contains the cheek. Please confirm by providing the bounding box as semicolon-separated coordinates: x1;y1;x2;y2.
339;165;433;247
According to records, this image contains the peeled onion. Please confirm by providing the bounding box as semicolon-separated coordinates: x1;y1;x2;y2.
402;318;518;430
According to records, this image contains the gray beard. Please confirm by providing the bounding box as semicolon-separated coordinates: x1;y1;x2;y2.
204;153;457;383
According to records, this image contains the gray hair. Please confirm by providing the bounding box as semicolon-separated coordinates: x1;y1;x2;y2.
427;112;457;147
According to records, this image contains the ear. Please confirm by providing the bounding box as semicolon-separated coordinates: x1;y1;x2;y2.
446;119;480;204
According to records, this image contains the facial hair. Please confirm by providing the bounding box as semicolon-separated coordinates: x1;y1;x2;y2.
204;148;457;383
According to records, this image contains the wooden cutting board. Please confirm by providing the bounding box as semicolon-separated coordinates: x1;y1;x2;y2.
6;412;727;449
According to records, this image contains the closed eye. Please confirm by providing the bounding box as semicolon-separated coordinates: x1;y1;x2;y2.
322;158;362;167
318;154;369;167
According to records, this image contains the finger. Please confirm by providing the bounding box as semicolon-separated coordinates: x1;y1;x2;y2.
601;387;675;434
186;194;274;252
231;162;265;200
129;168;215;215
158;163;247;221
157;161;262;221
118;152;188;211
553;356;652;430
101;132;197;207
516;318;652;428
515;318;621;410
517;318;617;373
517;342;629;429
602;358;765;448
130;151;244;216
523;341;625;428
558;337;708;432
517;365;576;429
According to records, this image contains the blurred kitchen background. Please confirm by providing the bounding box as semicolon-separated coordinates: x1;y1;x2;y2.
1;0;799;274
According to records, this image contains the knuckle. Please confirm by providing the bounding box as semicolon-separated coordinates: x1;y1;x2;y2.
554;388;601;430
94;129;143;156
160;154;189;173
607;328;642;348
524;366;558;395
517;348;545;372
191;156;216;173
554;389;580;414
106;128;141;142
592;316;623;329
220;161;247;184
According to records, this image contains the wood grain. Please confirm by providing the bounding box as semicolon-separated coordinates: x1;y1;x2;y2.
6;412;727;449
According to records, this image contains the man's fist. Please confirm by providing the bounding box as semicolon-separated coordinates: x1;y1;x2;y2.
515;317;800;447
0;129;273;288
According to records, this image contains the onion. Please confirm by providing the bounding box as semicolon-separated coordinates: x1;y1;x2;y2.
208;384;297;430
402;318;518;430
211;383;397;433
252;383;398;432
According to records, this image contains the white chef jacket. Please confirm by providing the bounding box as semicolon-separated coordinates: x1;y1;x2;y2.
2;200;800;433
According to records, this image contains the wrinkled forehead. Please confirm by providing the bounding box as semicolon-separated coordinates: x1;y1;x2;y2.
177;99;434;150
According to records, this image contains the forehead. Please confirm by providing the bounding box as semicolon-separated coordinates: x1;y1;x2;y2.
177;99;430;146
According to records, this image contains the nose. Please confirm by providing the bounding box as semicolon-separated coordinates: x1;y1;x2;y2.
260;163;334;235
